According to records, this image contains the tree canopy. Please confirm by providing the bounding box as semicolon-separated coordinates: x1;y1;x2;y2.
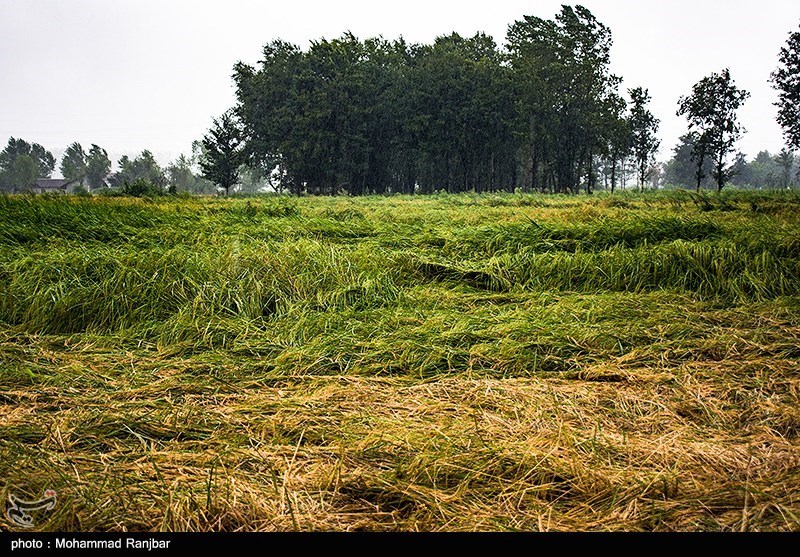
199;111;243;195
108;150;166;190
771;22;800;151
85;144;112;190
627;87;660;191
231;6;635;195
677;69;750;192
60;142;87;185
0;137;55;192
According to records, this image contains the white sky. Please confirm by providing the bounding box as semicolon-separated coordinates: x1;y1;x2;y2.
1;0;799;172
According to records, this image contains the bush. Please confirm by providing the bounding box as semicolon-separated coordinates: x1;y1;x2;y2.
122;179;164;197
71;184;91;197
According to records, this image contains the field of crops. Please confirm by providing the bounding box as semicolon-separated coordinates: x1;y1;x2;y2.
1;190;799;531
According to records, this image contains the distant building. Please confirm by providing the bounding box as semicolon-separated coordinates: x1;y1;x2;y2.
30;178;76;194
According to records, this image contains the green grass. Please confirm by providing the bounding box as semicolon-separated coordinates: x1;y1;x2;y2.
1;190;800;531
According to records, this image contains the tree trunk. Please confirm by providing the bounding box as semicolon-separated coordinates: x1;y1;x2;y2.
695;154;705;193
610;156;617;194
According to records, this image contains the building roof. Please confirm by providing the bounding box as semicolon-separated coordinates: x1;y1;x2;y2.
34;179;70;189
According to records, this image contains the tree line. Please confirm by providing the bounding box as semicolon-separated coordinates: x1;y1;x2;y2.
2;6;799;196
199;6;800;196
207;5;661;196
0;139;218;195
661;139;799;191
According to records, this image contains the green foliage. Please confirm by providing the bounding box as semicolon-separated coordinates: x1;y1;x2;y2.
199;111;243;195
663;134;714;189
164;153;212;194
234;6;631;196
677;69;750;193
665;147;798;190
628;87;660;191
94;186;123;197
771;22;800;151
109;150;166;191
71;184;90;197
121;178;164;197
85;144;111;190
774;148;796;189
60;142;87;185
0;137;55;192
8;155;39;192
507;6;623;194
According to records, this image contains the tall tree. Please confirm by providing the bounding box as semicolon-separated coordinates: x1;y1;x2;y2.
231;8;640;197
770;22;800;151
166;154;195;193
9;156;39;192
774;148;796;189
134;150;166;188
728;152;752;188
677;69;750;193
108;155;134;188
85;144;111;190
0;137;55;192
200;111;243;195
407;33;517;194
604;95;631;193
60;142;87;186
627;87;660;191
751;151;781;189
506;5;622;194
662;134;713;189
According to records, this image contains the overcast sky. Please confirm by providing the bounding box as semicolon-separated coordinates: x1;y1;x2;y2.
1;0;799;173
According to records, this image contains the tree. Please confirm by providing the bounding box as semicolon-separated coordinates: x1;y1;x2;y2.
507;5;622;194
60;142;87;186
164;153;215;194
750;151;781;189
406;32;517;194
775;148;796;189
9;156;39;192
165;154;195;193
189;141;219;194
230;8;638;197
134;150;166;188
728;152;752;188
662;134;713;189
108;150;165;191
108;155;133;189
677;69;750;193
770;22;800;151
604;95;632;193
628;87;660;191
0;137;55;192
200;111;243;195
85;144;111;190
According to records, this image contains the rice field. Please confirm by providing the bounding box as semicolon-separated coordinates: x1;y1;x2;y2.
1;189;799;531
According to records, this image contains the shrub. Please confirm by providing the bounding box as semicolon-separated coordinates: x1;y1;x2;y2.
122;179;164;197
71;184;91;197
